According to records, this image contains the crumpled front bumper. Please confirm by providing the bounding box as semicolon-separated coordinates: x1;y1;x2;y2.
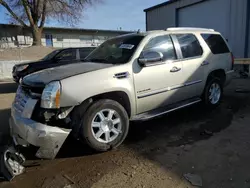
9;98;71;159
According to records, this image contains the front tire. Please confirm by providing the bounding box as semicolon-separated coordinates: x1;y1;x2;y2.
203;78;223;107
80;99;129;151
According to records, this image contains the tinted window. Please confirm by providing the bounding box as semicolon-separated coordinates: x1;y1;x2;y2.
55;49;76;60
176;34;203;59
143;35;176;60
80;48;95;59
201;34;230;54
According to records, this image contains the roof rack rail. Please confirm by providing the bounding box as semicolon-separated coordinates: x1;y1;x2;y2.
166;27;215;32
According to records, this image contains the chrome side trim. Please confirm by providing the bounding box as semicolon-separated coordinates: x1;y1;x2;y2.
184;80;202;86
226;70;234;74
137;86;175;99
170;84;184;90
138;99;202;120
137;80;202;99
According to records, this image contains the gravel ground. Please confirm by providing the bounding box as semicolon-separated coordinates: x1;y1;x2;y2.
0;77;250;188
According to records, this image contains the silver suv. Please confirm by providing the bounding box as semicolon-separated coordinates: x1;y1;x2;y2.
10;28;234;159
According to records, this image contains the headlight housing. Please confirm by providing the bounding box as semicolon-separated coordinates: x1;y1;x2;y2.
16;64;29;72
41;81;61;109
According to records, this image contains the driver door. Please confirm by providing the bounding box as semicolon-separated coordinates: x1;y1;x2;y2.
133;35;184;114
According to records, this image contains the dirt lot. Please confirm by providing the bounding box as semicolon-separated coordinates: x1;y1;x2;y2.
0;46;56;61
0;77;250;188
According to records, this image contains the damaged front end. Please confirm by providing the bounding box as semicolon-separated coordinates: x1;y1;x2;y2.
9;84;73;159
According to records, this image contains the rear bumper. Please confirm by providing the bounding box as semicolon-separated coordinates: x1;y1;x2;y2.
225;70;234;87
9;99;71;159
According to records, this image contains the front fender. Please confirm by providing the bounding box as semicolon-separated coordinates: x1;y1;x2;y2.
60;67;136;116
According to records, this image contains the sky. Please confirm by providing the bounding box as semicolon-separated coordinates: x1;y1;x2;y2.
0;0;166;31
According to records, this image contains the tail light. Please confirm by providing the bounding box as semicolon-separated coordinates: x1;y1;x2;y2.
230;52;234;70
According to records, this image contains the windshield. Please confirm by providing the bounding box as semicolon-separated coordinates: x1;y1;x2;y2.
41;50;61;60
85;35;144;64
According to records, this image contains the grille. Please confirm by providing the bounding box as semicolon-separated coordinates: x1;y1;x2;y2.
21;84;44;95
13;87;28;114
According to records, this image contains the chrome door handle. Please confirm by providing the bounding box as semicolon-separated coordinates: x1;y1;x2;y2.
201;61;210;66
170;66;181;72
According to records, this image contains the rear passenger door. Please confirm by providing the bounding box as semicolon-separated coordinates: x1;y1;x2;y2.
171;34;205;100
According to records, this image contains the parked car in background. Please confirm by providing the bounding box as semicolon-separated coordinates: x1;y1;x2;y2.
10;28;234;159
12;47;95;83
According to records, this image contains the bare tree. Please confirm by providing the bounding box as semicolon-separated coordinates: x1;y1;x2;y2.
0;0;100;46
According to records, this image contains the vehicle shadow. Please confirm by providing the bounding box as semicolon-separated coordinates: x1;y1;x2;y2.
56;101;232;159
125;101;233;148
0;82;18;94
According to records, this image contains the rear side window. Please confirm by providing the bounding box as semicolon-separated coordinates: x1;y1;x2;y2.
175;34;203;59
143;35;176;60
80;48;94;59
201;34;230;54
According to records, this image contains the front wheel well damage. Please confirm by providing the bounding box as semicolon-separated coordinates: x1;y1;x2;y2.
91;91;131;117
70;91;131;138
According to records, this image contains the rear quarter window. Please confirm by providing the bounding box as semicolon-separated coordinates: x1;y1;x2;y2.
201;34;230;54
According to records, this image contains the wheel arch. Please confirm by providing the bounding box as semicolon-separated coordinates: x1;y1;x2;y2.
206;69;226;85
91;91;132;118
70;91;131;140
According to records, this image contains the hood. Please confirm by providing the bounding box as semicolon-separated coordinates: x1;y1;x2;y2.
15;60;47;67
22;62;113;87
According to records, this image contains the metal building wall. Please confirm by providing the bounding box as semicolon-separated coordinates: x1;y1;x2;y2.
146;3;176;30
228;0;248;58
146;0;204;30
145;0;249;58
246;0;250;58
177;0;230;38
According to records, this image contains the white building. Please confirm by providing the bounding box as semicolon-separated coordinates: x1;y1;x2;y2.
0;24;132;48
144;0;250;58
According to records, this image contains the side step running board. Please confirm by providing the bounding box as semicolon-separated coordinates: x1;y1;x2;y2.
132;98;201;121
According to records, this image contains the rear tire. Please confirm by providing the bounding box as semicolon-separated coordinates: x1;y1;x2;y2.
203;78;223;108
80;99;129;151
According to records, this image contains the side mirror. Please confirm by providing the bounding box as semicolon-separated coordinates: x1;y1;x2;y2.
138;51;163;66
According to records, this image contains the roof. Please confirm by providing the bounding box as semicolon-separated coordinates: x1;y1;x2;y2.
139;27;219;35
0;23;132;34
144;0;180;12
